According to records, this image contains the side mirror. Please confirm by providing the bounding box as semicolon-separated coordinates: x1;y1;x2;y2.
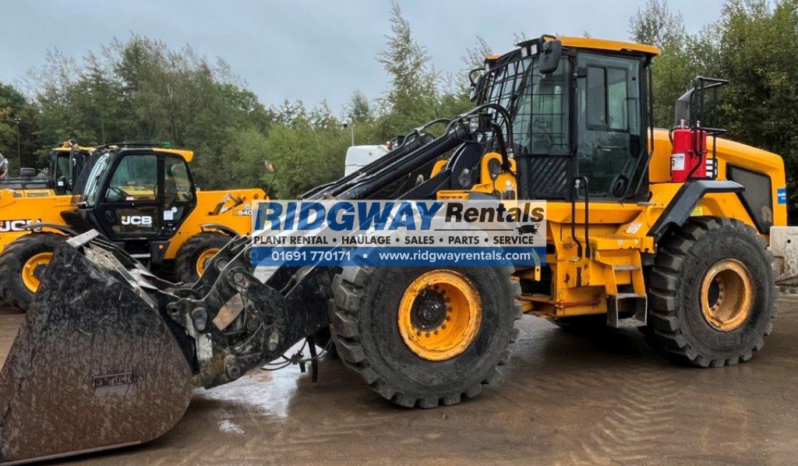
265;160;276;173
539;39;562;74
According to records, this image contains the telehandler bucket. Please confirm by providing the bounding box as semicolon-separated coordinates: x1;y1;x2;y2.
0;234;194;465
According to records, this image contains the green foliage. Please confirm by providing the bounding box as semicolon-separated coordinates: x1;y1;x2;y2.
28;36;275;189
262;119;349;198
0;81;39;172
631;0;798;216
629;0;704;127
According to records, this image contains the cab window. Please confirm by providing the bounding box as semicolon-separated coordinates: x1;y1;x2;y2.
105;155;158;202
512;56;570;156
164;156;193;205
84;154;111;207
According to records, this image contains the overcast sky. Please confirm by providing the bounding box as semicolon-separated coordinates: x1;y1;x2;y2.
0;0;725;112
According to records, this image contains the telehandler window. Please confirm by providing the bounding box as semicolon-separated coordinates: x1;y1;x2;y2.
83;154;111;207
105;155;158;202
164;156;193;204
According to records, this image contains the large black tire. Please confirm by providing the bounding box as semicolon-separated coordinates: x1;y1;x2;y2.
0;233;67;312
174;232;231;284
646;218;777;367
329;266;521;408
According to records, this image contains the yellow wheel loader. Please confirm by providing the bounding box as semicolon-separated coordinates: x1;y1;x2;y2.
0;142;94;198
0;142;265;312
0;36;794;464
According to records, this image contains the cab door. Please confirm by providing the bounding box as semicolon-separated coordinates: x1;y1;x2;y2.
161;155;197;235
576;52;645;200
94;153;162;240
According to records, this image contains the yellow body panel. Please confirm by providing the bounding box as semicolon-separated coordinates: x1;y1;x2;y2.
443;134;787;319
162;188;264;259
0;190;74;249
649;129;788;227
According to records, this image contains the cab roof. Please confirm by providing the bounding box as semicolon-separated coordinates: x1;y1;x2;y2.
52;145;94;153
153;148;194;162
555;36;661;56
486;35;661;66
111;146;195;163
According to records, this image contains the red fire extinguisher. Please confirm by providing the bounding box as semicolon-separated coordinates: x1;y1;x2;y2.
670;121;707;183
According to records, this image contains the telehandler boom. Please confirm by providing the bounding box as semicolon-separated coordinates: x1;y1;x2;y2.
1;35;794;464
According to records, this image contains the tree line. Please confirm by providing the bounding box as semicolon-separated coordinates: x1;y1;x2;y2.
0;4;472;198
2;1;798;212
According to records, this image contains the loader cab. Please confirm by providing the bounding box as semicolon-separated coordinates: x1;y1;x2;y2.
74;145;198;252
474;36;659;202
49;144;94;195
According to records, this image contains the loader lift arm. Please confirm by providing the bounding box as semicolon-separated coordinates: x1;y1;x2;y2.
160;106;513;388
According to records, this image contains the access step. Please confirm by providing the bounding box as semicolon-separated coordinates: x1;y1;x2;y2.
607;293;647;329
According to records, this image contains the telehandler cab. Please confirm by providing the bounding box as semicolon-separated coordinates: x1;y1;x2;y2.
1;35;794;464
0;142;265;312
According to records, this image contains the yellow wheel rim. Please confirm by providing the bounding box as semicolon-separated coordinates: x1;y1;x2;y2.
398;270;482;361
196;248;220;276
700;259;754;332
22;252;53;293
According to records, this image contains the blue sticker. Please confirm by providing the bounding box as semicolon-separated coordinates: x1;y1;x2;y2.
778;188;787;205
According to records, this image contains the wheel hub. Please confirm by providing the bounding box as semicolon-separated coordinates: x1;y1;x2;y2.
700;259;753;332
22;252;53;293
196;248;220;276
410;289;448;331
398;270;482;361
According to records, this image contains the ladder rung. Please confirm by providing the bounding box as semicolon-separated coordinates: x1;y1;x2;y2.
613;265;640;272
616;292;645;300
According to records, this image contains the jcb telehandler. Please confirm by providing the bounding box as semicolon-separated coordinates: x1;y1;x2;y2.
1;35;794;464
0;142;265;312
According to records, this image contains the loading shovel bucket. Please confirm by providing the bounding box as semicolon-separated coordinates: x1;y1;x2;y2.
0;236;194;464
